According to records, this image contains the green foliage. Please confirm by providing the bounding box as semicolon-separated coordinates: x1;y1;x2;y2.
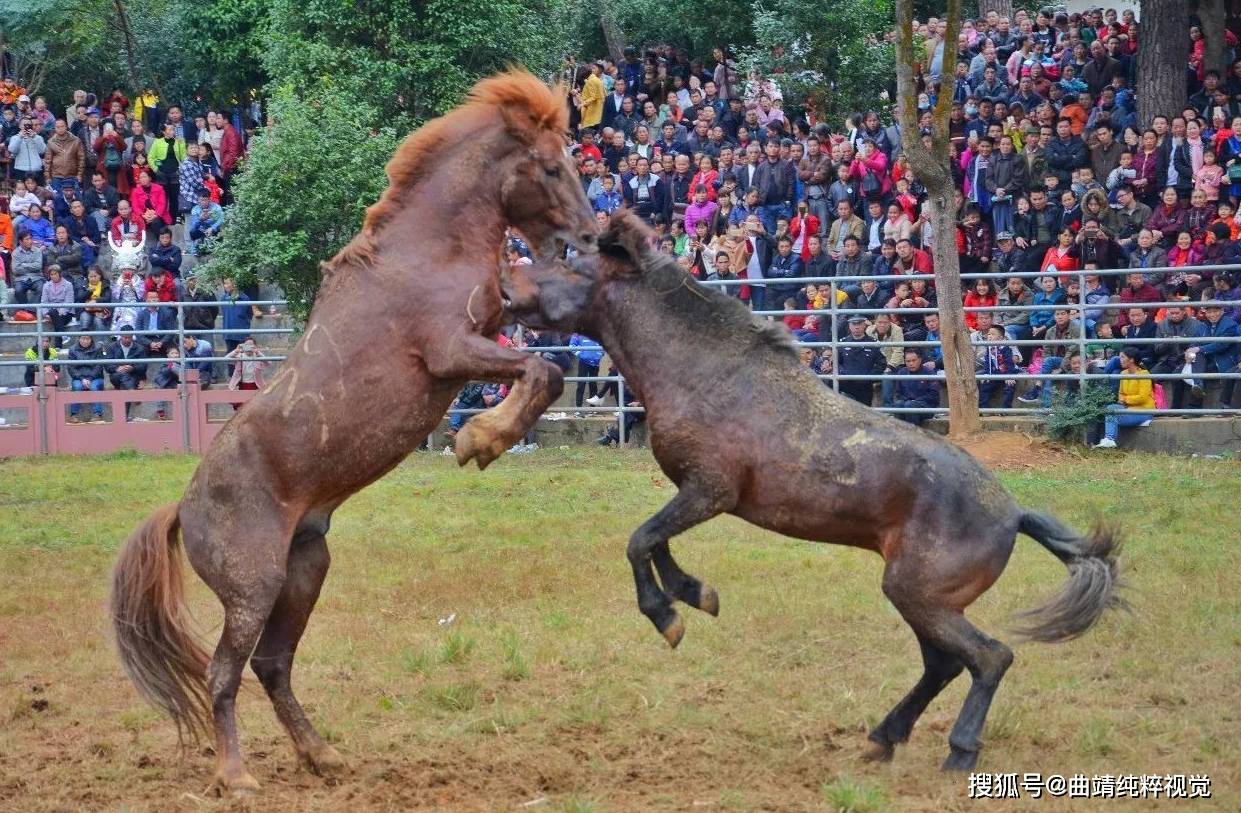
263;0;576;125
745;0;895;125
1046;383;1117;442
0;0;230;110
821;775;890;813
569;0;754;60
199;86;399;319
180;0;270;105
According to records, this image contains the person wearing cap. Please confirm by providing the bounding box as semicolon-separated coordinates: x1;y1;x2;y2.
992;230;1027;278
837;315;886;405
78;108;103;184
1198;302;1240;408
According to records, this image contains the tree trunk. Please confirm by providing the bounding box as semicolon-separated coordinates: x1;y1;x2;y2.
1196;0;1229;75
598;0;626;64
895;0;982;439
1137;0;1190;129
978;0;1013;19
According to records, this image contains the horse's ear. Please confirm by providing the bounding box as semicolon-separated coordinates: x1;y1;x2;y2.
496;104;540;145
600;211;653;268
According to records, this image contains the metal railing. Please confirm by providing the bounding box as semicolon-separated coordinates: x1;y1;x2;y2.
4;262;1240;456
696;262;1241;416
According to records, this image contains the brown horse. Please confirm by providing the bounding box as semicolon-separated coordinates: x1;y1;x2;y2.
110;70;597;794
503;212;1125;772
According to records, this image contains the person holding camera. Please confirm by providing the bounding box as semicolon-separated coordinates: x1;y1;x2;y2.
6;117;46;184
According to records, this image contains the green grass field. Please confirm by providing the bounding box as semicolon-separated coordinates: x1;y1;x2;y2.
0;449;1238;812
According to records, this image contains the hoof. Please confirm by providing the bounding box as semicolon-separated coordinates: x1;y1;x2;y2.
454;425;506;470
659;613;686;649
697;585;720;617
207;770;261;797
941;745;979;772
302;744;346;776
860;739;895;763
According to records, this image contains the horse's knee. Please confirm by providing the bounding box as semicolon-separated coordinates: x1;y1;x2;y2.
540;361;564;400
627;530;658;566
980;641;1014;681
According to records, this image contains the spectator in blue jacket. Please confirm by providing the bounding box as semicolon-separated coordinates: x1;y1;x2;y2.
1029;275;1066;341
188;191;224;255
180;334;215;386
14;202;54;246
216;275;252;354
570;333;604;408
892;348;940;425
1199;304;1240;408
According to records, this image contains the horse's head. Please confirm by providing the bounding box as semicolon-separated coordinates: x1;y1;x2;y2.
504;212;650;331
474;72;598;259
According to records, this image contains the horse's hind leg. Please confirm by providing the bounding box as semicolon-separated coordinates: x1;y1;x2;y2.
205;566;288;794
249;525;342;776
628;482;729;647
928;611;1013;772
652;544;720;616
863;632;963;762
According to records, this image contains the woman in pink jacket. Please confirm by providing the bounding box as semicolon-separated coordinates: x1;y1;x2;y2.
129;169;171;226
848;139;890;197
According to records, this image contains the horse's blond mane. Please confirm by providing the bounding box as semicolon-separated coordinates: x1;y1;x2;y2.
361;69;566;238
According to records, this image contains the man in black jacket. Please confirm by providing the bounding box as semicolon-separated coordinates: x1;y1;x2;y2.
1015;188;1061;271
134;290;177;358
622;157;666;223
837;316;887;405
82;171;118;235
1045;117;1087;186
1155;116;1193;200
752;138;795;233
106;327;146;420
766;235;804;308
67;334;106;423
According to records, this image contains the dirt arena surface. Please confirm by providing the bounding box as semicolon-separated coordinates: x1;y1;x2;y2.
1;448;1237;811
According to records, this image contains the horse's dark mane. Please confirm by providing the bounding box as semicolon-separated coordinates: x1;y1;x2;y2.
621;239;798;360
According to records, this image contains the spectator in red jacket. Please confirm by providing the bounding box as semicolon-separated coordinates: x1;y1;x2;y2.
110;198;145;246
1115;271;1162;327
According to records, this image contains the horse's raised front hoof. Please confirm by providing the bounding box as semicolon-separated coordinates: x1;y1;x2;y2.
659;613;686;649
697;584;720;617
301;744;346;777
206;769;261;797
454;421;508;470
860;738;895;763
941;745;979;772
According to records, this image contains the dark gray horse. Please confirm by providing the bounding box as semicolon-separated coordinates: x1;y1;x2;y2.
503;211;1124;771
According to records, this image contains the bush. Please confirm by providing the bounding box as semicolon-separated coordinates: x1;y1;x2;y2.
200;86;399;320
1046;383;1116;443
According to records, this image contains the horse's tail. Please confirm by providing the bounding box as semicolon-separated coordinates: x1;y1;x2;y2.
1011;511;1127;643
110;502;211;744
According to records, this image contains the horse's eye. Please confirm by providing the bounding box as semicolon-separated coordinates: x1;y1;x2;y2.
545;165;561;178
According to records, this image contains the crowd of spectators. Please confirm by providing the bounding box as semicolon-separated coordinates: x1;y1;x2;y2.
558;8;1241;442
2;82;258;421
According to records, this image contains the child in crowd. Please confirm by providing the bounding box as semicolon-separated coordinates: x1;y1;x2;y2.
977;324;1018;408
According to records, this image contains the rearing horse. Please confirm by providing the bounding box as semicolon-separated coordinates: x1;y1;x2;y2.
504;212;1125;772
110;71;597;795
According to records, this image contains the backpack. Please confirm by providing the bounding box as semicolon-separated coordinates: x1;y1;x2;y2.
862;169;882;196
104;141;121;169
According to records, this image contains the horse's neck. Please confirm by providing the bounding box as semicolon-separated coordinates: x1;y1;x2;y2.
594;282;687;403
